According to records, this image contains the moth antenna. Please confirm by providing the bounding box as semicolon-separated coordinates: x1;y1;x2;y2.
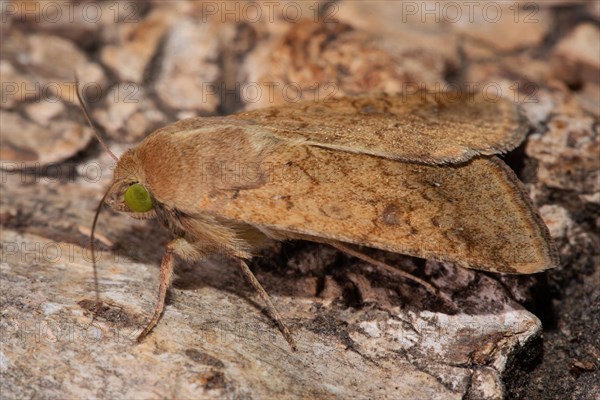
90;183;115;313
74;74;119;162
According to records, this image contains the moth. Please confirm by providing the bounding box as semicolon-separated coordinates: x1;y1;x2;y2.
80;89;558;351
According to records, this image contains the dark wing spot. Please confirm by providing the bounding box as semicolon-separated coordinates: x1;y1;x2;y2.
361;104;381;114
185;349;225;368
320;204;351;220
382;203;401;225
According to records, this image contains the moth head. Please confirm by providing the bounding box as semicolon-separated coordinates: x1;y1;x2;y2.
74;79;157;220
106;149;156;220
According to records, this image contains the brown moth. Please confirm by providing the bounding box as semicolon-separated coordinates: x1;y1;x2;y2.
80;89;558;351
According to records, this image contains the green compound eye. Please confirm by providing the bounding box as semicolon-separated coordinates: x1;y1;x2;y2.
124;183;153;213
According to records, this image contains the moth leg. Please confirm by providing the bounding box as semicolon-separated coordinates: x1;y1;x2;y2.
237;259;298;351
136;238;183;342
328;241;458;312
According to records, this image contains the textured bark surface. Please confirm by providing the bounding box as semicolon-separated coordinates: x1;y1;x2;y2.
1;1;598;399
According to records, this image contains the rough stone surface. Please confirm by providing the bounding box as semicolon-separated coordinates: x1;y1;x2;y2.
450;3;552;53
154;18;227;114
25;33;107;104
100;8;176;84
526;115;599;198
1;2;598;399
92;83;169;143
0;60;36;109
0;110;92;168
242;19;452;110
0;221;542;399
553;23;600;86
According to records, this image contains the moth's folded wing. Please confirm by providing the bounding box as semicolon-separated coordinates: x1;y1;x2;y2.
234;93;528;165
197;146;557;274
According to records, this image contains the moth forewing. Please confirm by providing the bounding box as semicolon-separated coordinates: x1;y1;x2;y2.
233;92;528;165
